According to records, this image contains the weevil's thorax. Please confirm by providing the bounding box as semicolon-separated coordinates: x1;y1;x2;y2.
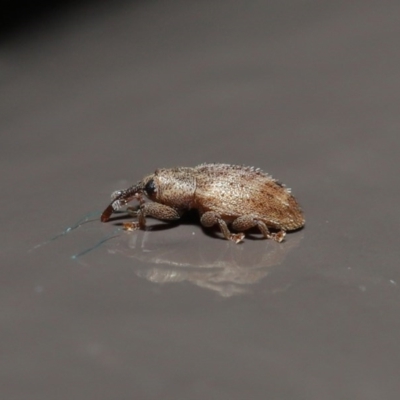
145;168;196;210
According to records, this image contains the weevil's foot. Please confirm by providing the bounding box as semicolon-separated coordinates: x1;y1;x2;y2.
123;222;141;231
271;231;286;243
229;233;245;244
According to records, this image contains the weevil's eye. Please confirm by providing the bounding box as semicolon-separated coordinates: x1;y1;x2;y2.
145;179;157;196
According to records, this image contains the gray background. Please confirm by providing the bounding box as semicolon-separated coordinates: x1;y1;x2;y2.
2;0;400;399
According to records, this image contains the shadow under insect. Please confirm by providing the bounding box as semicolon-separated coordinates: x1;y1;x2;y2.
109;208;295;241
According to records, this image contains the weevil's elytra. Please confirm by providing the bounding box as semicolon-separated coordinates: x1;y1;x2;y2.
101;163;305;243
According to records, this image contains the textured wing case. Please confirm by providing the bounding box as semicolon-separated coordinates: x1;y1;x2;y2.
193;164;304;230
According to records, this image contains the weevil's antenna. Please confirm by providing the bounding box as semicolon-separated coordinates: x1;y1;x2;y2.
100;182;144;222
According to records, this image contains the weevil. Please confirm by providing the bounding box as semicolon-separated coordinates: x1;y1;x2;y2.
101;163;305;243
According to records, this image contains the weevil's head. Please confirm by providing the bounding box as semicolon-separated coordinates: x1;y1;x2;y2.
141;167;196;209
100;167;196;222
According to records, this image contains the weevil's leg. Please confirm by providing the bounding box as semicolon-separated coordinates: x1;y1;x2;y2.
231;215;286;243
123;203;181;231
200;211;245;243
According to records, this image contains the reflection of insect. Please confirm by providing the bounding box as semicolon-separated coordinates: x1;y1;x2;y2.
101;164;305;243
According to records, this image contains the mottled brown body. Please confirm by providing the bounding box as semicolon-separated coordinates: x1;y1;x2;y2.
101;163;304;243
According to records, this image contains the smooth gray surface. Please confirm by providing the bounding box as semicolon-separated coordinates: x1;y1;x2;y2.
1;1;400;399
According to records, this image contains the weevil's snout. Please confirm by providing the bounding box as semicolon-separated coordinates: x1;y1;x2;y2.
101;204;114;222
100;183;144;223
101;190;125;222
